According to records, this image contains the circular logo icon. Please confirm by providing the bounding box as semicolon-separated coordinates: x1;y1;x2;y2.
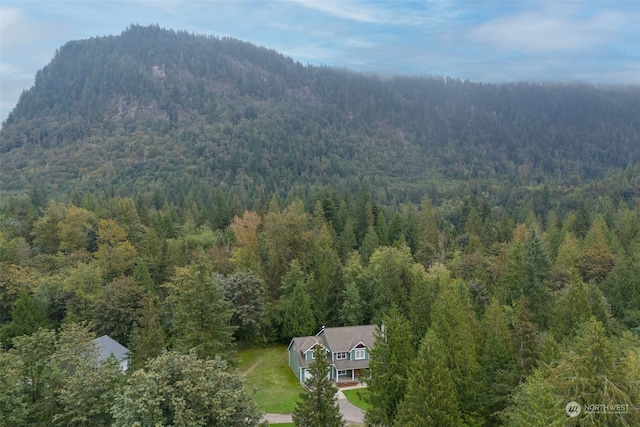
566;401;581;417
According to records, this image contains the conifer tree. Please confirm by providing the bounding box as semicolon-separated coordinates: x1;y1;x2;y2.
128;292;165;370
481;299;518;426
339;281;364;326
365;306;413;427
551;275;591;340
550;318;638;426
292;348;345;427
395;329;464;427
407;264;445;347
132;260;155;292
513;294;539;383
280;260;316;339
359;226;380;262
415;196;440;267
338;218;358;260
501;369;564;427
522;227;551;326
0;290;50;346
430;280;484;426
308;222;341;326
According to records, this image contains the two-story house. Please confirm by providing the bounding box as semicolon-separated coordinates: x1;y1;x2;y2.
288;324;376;384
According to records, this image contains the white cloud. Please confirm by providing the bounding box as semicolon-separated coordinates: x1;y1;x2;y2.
289;0;424;25
470;4;632;53
289;0;388;24
1;7;35;51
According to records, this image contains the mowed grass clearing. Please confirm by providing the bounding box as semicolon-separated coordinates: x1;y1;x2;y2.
236;345;302;414
343;388;371;411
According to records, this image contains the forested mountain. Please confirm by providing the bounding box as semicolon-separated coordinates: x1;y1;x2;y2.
1;25;640;426
1;24;639;205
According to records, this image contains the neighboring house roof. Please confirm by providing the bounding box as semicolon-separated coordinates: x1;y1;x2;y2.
93;335;129;364
319;325;377;353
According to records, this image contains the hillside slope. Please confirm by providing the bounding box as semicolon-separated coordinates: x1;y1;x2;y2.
1;24;639;203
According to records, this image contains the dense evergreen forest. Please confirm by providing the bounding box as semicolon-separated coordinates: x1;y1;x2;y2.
1;25;640;426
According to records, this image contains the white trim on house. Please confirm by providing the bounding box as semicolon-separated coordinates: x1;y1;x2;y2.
303;343;328;360
348;340;368;352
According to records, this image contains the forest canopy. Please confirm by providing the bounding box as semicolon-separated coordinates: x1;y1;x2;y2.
1;24;639;426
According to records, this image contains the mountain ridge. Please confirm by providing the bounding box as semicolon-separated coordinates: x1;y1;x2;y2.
1;24;639;203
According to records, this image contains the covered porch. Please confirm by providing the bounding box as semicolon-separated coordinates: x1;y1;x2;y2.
332;359;369;384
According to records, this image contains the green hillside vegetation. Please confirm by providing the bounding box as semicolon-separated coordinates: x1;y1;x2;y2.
2;25;640;205
1;25;640;426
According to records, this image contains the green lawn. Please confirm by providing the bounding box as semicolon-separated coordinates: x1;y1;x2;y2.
343;388;371;411
236;345;302;413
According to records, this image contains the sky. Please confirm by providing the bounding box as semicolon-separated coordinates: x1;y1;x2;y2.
1;0;639;122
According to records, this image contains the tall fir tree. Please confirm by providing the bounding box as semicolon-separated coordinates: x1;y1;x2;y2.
430;279;484;427
128;292;165;370
365;306;413;427
339;281;364;326
308;222;341;326
549;318;639;426
513;294;539;383
0;290;51;347
501;369;564;427
522;227;551;327
281;275;316;339
481;299;518;426
415;196;440;267
292;348;345;427
394;329;465;427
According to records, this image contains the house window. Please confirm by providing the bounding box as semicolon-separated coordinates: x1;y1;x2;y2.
337;370;348;376
335;352;347;360
309;351;314;359
354;349;366;360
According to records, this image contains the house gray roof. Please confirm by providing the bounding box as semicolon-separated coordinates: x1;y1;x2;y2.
290;336;329;369
333;358;370;370
289;325;378;371
298;335;328;354
93;335;129;363
318;325;377;353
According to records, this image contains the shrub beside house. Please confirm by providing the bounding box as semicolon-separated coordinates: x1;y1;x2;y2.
288;325;376;384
